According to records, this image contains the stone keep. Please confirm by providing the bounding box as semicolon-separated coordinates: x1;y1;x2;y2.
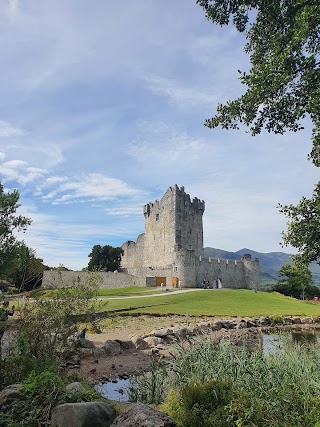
121;185;260;289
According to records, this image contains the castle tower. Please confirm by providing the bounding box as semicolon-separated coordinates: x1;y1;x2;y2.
143;185;205;267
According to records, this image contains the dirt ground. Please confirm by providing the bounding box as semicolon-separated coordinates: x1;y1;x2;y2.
78;314;199;385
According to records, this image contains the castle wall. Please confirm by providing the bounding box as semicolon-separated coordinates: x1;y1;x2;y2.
195;256;260;289
42;271;146;289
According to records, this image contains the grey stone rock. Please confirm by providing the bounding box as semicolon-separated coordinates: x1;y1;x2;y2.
66;382;85;394
144;336;164;346
78;338;95;349
51;402;116;427
131;335;149;350
0;383;23;406
92;345;106;357
172;326;187;340
116;339;133;350
111;402;175;426
150;328;174;337
301;317;314;324
210;321;222;331
103;340;122;356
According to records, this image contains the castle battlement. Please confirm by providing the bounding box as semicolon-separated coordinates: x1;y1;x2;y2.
121;185;260;290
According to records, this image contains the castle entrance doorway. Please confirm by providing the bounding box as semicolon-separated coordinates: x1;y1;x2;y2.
172;277;178;288
155;277;166;287
214;279;222;289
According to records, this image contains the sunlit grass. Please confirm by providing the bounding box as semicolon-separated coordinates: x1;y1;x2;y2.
29;287;320;317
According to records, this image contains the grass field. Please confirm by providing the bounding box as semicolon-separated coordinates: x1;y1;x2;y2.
30;287;320;318
100;289;320;317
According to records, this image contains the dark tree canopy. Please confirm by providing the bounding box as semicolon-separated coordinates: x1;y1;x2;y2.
279;183;320;264
88;244;124;272
272;260;318;299
0;183;32;274
197;0;320;165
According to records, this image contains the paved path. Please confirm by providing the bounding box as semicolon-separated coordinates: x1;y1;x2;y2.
99;288;204;300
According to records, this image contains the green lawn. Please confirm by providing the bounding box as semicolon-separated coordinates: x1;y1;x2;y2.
102;289;320;317
30;287;320;317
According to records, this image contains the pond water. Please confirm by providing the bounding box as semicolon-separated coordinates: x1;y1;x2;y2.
95;329;320;402
95;377;130;402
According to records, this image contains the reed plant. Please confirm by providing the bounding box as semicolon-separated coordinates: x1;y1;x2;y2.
130;334;320;426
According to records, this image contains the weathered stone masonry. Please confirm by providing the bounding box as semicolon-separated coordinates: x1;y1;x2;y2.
121;185;260;289
42;185;260;290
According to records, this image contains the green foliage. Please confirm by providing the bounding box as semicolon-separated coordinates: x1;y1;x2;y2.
177;380;234;427
279;183;320;264
273;260;319;299
88;244;124;272
128;358;168;404
144;339;320;426
0;370;104;427
0;182;32;277
196;0;320;166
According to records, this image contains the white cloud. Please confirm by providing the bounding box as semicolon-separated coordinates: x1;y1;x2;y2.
143;74;217;108
0;120;24;137
41;174;143;205
0;158;47;185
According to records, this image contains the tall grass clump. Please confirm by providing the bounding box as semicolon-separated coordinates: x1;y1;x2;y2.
130;335;320;426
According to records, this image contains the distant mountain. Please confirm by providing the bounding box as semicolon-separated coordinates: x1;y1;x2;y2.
203;247;320;287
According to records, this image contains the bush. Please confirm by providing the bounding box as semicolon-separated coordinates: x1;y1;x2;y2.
162;380;234;427
0;370;105;426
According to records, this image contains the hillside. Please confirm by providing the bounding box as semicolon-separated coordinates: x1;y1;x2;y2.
203;247;320;287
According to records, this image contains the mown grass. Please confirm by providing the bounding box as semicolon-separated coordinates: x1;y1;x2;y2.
102;289;320;317
31;287;320;317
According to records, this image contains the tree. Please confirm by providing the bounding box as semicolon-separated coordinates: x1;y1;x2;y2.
0;183;32;275
273;259;318;299
197;1;320;261
88;244;124;272
196;0;320;165
278;183;320;264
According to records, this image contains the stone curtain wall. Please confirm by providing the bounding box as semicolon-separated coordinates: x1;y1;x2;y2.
195;256;260;290
42;271;146;289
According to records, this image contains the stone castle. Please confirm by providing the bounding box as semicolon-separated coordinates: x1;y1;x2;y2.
42;185;260;290
121;185;260;289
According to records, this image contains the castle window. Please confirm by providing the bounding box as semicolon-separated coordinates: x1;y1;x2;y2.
156;213;159;221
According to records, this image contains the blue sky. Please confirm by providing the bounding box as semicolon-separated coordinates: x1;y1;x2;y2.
0;0;318;270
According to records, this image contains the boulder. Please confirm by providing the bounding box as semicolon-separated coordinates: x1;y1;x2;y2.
149;328;174;337
144;336;164;346
66;382;85;394
103;340;122;356
51;402;116;427
172;326;187;340
111;402;175;426
116;339;133;350
131;336;149;350
0;383;23;406
301;317;314;324
78;338;95;349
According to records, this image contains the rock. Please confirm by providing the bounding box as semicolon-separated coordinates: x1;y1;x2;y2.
66;382;85;394
301;317;314;324
131;336;149;350
0;383;23;406
51;402;116;427
144;336;164;346
149;328;174;337
78;338;95;349
172;326;187;340
210;321;222;331
116;339;133;350
79;348;93;358
111;402;176;426
103;340;122;356
92;345;106;357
